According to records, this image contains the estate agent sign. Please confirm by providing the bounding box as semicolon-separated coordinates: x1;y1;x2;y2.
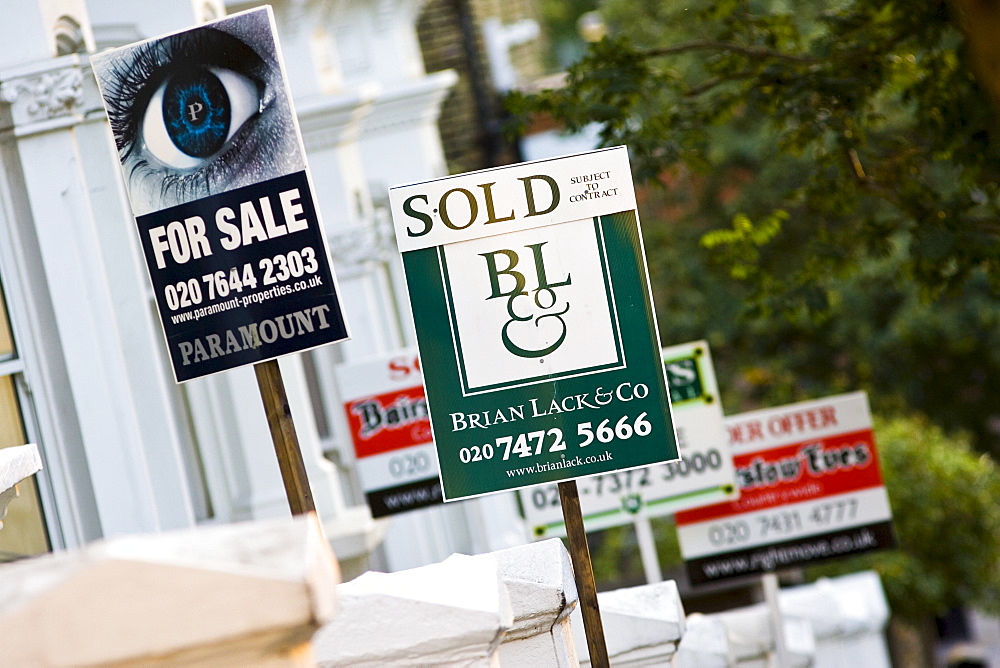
675;392;896;584
388;147;679;501
521;341;739;537
92;8;349;382
336;349;441;517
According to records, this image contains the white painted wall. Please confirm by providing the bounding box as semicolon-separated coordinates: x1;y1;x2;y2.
0;0;531;576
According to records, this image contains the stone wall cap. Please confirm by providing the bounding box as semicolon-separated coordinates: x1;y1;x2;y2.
315;553;512;667
474;539;579;638
779;570;890;636
0;514;339;666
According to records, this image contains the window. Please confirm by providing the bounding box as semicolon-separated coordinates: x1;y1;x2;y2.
0;284;50;562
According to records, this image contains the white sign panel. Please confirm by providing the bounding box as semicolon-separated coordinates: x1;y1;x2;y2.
675;392;896;584
441;218;624;393
336;349;441;517
389;147;637;252
520;341;739;537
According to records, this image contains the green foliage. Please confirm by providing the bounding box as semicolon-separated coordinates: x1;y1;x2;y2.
701;210;788;280
588;524;647;591
527;0;1000;622
506;0;1000;317
510;0;1000;458
704;256;1000;456
807;415;1000;619
589;515;685;591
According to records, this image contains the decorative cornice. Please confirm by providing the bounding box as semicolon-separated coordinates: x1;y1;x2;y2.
297;83;379;150
0;57;99;136
1;67;84;120
326;210;397;270
361;69;457;137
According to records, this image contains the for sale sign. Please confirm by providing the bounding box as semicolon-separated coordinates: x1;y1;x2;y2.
520;341;739;537
336;349;441;517
675;392;895;585
92;7;349;382
388;147;679;501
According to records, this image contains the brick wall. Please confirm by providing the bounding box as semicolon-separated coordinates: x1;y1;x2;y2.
417;0;547;174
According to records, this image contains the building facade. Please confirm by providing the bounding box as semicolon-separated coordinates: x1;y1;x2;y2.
0;0;542;575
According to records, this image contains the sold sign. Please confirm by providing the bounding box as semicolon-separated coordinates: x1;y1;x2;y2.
388;147;679;501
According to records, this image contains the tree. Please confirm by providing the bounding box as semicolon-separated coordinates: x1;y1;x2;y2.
513;5;1000;658
507;0;1000;316
509;0;1000;458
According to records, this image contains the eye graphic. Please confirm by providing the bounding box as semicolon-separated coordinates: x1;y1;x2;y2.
93;18;305;215
142;66;261;169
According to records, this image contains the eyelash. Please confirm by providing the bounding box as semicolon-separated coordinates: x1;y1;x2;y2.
103;40;173;162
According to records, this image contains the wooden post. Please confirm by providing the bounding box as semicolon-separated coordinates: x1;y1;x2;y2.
254;359;315;516
558;480;610;668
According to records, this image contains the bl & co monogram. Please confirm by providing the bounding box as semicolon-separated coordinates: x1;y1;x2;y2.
480;242;571;359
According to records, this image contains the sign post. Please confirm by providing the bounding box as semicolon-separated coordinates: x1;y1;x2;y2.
256;359;315;515
91;8;351;515
559;480;609;668
388;146;678;666
761;571;791;667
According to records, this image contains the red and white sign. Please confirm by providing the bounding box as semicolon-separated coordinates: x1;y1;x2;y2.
676;392;895;584
336;350;441;517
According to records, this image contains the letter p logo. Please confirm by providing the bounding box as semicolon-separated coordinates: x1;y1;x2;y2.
187;101;204;122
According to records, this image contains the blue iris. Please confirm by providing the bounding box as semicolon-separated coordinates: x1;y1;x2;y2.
162;68;231;158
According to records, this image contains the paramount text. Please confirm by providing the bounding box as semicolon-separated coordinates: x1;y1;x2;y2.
177;304;333;366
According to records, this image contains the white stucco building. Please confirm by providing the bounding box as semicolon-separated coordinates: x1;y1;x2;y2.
0;0;531;576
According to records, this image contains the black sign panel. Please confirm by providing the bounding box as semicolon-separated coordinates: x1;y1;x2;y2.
366;478;443;518
92;8;350;382
684;520;896;585
134;171;348;381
